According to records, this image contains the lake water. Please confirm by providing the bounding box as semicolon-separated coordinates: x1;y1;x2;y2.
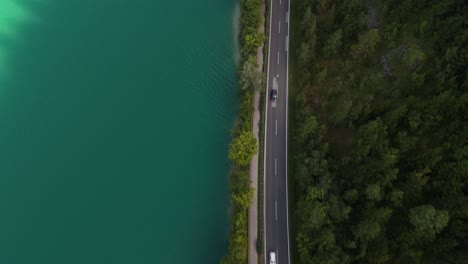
0;0;238;263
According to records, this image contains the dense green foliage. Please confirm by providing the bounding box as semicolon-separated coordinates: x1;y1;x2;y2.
239;0;264;58
229;130;258;166
222;0;264;263
291;0;468;263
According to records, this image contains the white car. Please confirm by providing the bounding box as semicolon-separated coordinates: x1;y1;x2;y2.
269;251;277;264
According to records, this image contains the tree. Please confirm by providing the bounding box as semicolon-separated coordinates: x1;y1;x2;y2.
228;130;258;166
240;56;262;91
366;184;381;201
351;29;381;63
409;204;450;241
243;32;265;54
403;45;426;70
299;6;317;75
233;187;254;209
299;40;314;69
352;118;389;161
301;6;312;29
324;29;343;58
389;189;404;207
301;6;315;38
353;219;381;242
296;114;319;144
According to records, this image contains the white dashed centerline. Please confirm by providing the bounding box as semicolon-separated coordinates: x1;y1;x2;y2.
277;51;280;64
275;120;278;135
275;201;278;221
275;158;277;175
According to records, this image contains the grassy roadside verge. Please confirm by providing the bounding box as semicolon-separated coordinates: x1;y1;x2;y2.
287;0;305;262
221;0;266;263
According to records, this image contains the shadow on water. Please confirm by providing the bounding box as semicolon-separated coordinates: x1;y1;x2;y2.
0;0;238;263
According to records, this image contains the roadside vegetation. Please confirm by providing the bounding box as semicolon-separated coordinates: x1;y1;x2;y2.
290;0;467;263
221;0;265;263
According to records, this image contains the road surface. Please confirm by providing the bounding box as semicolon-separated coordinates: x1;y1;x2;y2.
263;0;291;263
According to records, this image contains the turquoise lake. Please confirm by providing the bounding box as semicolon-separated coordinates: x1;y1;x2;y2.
0;0;238;263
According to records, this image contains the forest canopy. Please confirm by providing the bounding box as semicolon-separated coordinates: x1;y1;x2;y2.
291;0;467;263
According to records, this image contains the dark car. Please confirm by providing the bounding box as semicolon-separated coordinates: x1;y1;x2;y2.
271;89;278;102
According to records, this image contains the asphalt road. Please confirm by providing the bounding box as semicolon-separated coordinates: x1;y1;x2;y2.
263;0;291;263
